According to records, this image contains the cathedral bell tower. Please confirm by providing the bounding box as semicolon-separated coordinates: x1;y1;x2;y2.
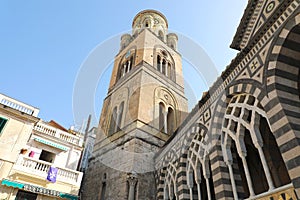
82;10;188;200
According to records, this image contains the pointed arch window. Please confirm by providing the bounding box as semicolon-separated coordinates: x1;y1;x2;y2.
108;101;125;135
108;107;117;136
158;102;175;135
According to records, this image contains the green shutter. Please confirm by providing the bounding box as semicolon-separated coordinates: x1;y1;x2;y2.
0;117;7;134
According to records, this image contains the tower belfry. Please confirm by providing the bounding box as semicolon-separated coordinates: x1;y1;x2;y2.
82;10;188;199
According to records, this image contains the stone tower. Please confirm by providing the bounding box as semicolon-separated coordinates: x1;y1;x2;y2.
81;10;188;200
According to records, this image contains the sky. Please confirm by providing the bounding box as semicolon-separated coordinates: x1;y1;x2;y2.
0;1;247;129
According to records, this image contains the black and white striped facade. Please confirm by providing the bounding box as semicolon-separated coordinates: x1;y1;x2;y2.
154;0;300;199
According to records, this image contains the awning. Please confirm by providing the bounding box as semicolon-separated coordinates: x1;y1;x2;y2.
34;137;68;151
60;193;79;200
1;179;24;189
1;179;79;199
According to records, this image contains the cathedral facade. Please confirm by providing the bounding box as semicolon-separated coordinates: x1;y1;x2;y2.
81;1;300;199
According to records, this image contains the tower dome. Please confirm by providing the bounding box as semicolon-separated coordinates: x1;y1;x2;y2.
132;10;168;41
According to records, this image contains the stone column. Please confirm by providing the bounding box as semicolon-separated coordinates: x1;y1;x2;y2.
236;139;255;197
227;160;238;200
251;117;275;191
164;185;169;200
128;60;131;72
123;64;126;76
222;142;238;200
127;173;138;200
195;168;202;200
187;171;194;200
203;161;211;200
163;111;168;134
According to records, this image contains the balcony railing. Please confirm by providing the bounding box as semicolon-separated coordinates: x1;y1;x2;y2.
0;93;39;117
246;183;297;200
13;156;83;187
34;121;83;146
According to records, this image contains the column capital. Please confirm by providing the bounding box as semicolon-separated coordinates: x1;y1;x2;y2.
127;173;138;186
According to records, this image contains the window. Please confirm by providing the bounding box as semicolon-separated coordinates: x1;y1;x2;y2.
144;20;150;28
0;117;7;134
158;31;164;40
158;102;175;135
108;101;125;135
118;56;134;80
39;150;55;163
108;107;117;136
155;51;175;81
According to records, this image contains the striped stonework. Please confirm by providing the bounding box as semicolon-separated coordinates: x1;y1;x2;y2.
153;1;300;199
209;143;232;200
266;11;300;197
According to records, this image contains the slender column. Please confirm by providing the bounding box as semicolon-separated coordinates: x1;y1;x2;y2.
240;155;255;197
222;144;239;200
196;183;202;200
227;161;238;200
169;185;174;200
204;176;211;200
164;185;169;200
128;61;131;71
127;61;131;73
189;187;193;200
251;127;275;191
187;171;194;200
123;64;126;76
127;174;138;200
195;175;202;200
203;163;211;200
166;62;169;77
256;144;275;190
163;111;168;134
160;60;163;73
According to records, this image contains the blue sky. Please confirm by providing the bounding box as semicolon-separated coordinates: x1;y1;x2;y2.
0;1;247;129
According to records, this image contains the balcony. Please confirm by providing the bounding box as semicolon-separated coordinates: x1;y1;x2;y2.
34;121;83;146
13;156;83;187
246;183;297;200
0;93;39;116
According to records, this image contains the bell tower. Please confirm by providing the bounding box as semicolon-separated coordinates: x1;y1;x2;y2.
81;10;188;200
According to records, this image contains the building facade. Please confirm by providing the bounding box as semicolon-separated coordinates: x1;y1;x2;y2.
0;94;84;200
83;0;300;199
